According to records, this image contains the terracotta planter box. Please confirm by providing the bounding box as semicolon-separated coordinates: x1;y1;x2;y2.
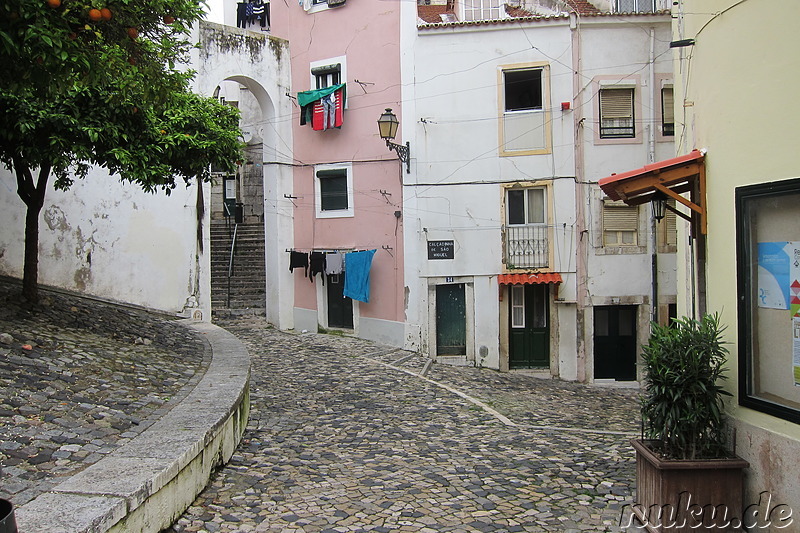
631;439;749;532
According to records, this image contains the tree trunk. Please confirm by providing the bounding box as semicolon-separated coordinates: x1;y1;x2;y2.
14;157;50;304
23;203;44;302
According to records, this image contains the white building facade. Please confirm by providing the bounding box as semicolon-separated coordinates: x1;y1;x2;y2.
402;1;673;381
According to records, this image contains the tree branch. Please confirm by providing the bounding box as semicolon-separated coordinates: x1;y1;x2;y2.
13;155;35;207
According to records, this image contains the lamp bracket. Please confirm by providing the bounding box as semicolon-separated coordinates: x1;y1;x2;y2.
386;140;410;174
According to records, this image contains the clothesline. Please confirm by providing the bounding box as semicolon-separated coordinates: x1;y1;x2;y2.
287;249;377;302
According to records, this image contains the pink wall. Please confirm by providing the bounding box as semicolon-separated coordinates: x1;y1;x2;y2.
271;1;405;322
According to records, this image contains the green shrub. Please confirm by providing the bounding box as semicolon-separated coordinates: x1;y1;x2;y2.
640;313;731;460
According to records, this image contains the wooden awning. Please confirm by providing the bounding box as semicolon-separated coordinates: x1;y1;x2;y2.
598;149;707;235
498;273;562;285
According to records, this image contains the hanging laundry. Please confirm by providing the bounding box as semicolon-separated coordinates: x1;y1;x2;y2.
325;252;344;275
309;251;327;284
297;83;346;129
320;94;336;130
289;251;308;277
252;2;264;26
262;1;270;29
343;249;376;303
236;1;247;28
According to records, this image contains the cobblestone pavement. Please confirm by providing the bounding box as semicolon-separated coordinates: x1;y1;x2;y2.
170;316;642;533
0;279;210;507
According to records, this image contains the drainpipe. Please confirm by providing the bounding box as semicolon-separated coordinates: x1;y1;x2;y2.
571;11;589;382
649;27;658;327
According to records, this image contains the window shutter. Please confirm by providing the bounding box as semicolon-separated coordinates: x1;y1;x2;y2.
665;207;677;245
603;202;638;231
662;88;674;124
600;88;633;120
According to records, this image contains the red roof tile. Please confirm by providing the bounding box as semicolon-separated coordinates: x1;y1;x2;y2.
498;273;563;285
564;0;602;15
417;5;453;24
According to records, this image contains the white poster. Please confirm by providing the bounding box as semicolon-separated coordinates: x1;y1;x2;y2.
757;242;792;309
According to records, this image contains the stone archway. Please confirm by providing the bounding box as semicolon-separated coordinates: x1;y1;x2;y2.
193;22;294;327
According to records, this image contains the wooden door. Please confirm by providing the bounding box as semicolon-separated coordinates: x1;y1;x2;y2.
594;305;637;380
509;284;549;368
436;284;466;355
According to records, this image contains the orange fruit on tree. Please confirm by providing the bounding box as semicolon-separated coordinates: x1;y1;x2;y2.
47;0;61;9
127;27;139;39
88;8;102;21
100;8;112;20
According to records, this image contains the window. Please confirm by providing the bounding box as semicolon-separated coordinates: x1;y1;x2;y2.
312;63;341;90
507;188;545;225
315;164;353;218
505;69;542;112
511;285;525;328
602;200;638;246
661;86;675;137
505;187;548;269
500;64;550;154
614;0;655;12
462;0;500;21
600;87;635;138
736;178;800;423
657;199;677;251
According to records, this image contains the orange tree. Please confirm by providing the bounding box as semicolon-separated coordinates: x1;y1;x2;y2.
0;0;242;302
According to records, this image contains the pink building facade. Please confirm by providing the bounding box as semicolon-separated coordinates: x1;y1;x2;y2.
270;0;407;345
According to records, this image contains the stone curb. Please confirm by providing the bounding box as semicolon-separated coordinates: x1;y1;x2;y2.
14;320;251;533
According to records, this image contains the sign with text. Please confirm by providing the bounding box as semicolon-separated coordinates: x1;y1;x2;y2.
428;240;454;260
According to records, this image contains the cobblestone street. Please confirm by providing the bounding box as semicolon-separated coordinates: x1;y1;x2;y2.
170;317;641;533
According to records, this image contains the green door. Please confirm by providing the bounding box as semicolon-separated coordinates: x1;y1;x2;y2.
594;305;637;380
327;274;353;329
509;284;549;368
436;284;466;355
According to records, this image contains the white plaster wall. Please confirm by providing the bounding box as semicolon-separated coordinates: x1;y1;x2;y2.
0;21;292;322
406;19;577;371
0;166;207;315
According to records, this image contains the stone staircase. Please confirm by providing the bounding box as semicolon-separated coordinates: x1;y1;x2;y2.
210;221;266;316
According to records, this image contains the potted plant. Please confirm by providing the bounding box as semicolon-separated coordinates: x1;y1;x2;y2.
631;313;748;532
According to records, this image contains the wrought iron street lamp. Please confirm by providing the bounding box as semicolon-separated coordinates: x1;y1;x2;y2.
377;108;410;174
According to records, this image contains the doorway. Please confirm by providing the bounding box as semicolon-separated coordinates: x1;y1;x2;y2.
326;274;353;329
594;305;637;380
508;284;549;368
436;283;466;355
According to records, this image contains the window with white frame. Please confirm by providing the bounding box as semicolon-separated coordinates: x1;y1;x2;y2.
310;56;346;92
599;87;635;138
614;0;656;12
500;64;549;153
315;164;353;218
661;85;675;137
505;187;548;268
508;188;545;225
462;0;500;21
602;200;638;246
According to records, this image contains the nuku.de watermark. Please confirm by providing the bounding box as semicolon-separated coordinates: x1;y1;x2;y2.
619;491;793;529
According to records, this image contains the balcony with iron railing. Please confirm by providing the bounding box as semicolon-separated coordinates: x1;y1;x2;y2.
504;224;549;269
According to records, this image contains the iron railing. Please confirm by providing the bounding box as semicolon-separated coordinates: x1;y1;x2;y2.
505;224;549;269
227;223;238;308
